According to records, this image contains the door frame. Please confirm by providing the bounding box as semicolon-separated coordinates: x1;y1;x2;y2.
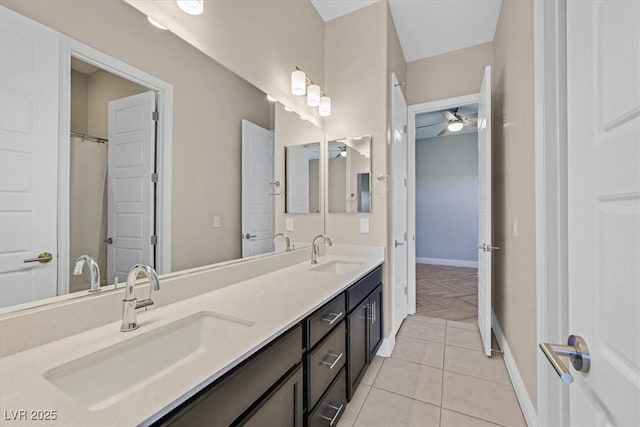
407;93;480;315
534;0;569;425
58;36;173;293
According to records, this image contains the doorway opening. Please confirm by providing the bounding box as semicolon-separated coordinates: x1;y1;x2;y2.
414;103;479;322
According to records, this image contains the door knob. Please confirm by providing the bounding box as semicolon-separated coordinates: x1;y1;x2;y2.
539;335;590;384
244;233;257;239
23;252;54;264
104;237;113;244
394;240;405;247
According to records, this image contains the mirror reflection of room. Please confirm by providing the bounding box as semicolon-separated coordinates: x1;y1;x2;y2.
285;143;321;214
327;136;372;213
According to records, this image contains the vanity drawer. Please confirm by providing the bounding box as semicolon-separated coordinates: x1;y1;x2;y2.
158;325;302;427
306;321;346;411
307;368;347;427
306;293;346;349
346;265;382;312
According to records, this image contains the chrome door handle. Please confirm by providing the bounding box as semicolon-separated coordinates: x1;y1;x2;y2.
478;243;500;252
104;237;113;244
321;312;343;325
318;403;344;426
244;233;257;239
478;243;487;251
320;352;344;370
539;335;590;384
394;240;405;247
23;252;53;264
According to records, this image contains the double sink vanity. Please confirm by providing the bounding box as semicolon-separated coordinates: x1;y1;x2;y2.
0;246;384;426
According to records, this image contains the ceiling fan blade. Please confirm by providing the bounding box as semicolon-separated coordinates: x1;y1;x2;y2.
437;125;449;137
443;110;457;121
416;121;448;129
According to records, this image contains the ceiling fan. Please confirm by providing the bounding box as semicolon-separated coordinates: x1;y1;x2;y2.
417;108;478;137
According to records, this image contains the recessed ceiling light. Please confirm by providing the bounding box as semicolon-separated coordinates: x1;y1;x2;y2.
266;94;277;102
147;16;167;30
176;0;204;16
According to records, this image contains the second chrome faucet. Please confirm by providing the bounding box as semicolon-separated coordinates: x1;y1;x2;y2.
121;264;160;332
311;234;332;264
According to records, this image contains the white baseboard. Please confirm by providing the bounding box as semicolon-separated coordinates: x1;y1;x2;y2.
376;334;395;357
492;311;537;427
416;257;478;268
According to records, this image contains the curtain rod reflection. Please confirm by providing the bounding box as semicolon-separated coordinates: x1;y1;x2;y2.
70;131;108;144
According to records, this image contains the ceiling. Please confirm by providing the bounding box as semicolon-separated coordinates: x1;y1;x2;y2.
310;0;502;62
415;103;478;140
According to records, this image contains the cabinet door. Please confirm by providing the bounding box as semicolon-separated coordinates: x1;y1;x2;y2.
241;366;303;427
346;301;368;400
368;285;383;360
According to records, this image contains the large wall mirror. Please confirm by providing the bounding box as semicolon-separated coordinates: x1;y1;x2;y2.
327;136;372;213
0;2;324;312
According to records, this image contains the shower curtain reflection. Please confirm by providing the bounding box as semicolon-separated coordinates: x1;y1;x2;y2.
69;135;108;292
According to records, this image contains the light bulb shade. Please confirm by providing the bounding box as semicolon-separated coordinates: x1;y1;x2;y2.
291;70;306;96
306;84;321;107
447;121;464;132
176;0;204;15
147;16;168;30
319;96;331;117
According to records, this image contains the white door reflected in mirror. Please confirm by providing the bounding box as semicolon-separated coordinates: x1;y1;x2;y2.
327;136;372;213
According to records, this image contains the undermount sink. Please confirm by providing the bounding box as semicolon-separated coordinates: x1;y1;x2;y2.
44;311;254;410
310;260;363;274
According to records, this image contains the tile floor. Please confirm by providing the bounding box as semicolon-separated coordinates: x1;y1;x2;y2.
337;315;526;427
415;264;478;322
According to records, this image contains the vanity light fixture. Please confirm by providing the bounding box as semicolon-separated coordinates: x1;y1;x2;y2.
447;120;464;132
147;16;168;30
266;94;277;102
176;0;204;16
291;66;331;116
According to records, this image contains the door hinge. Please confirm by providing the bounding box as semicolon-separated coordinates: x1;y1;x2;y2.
403;178;407;187
403;124;407;134
404;232;407;241
152;111;159;122
150;235;157;245
404;286;408;295
151;172;158;183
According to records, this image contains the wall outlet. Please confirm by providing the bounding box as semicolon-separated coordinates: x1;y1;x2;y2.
512;217;519;237
360;218;370;233
213;216;221;228
286;217;294;231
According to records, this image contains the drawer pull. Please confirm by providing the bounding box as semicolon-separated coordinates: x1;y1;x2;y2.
320;352;344;370
318;403;344;426
321;311;343;325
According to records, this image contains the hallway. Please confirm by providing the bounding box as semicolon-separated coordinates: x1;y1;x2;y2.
415;264;478;322
338;315;525;427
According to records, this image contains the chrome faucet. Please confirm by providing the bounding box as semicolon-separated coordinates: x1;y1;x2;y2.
120;264;160;332
73;255;101;292
311;234;333;264
273;233;291;252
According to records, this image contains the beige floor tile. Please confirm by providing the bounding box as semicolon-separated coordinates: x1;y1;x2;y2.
392;335;445;369
446;319;478;331
337;384;371;427
445;325;484;352
444;346;510;384
440;409;503;427
354;388;440;427
398;318;447;343
407;315;447;326
442;371;526;427
373;357;443;406
361;356;384;386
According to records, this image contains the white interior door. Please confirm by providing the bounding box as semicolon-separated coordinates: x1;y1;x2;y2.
391;73;408;335
565;1;640;425
477;65;493;357
286;145;309;213
0;7;59;307
107;91;156;284
241;119;274;258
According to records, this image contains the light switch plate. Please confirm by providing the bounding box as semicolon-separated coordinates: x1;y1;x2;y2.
213;216;221;228
286;217;294;231
360;218;370;233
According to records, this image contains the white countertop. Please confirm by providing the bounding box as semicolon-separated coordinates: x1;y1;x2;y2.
0;253;383;426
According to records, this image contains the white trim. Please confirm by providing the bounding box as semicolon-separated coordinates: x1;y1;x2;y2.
376;334;396;358
534;1;569;426
416;257;478;268
58;36;173;292
493;311;538;427
407;93;480;316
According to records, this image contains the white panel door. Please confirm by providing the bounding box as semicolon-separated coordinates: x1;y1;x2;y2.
286;145;309;213
477;65;493;357
0;7;59;307
241;119;274;258
391;74;408;336
566;1;640;425
107;91;156;284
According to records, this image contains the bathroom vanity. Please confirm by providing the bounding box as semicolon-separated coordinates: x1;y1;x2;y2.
0;248;384;427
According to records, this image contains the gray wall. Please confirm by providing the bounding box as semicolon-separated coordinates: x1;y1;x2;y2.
416;133;478;263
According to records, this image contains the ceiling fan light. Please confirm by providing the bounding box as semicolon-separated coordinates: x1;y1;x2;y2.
176;0;203;15
291;70;306;96
319;96;331;117
447;121;464;132
307;84;320;107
